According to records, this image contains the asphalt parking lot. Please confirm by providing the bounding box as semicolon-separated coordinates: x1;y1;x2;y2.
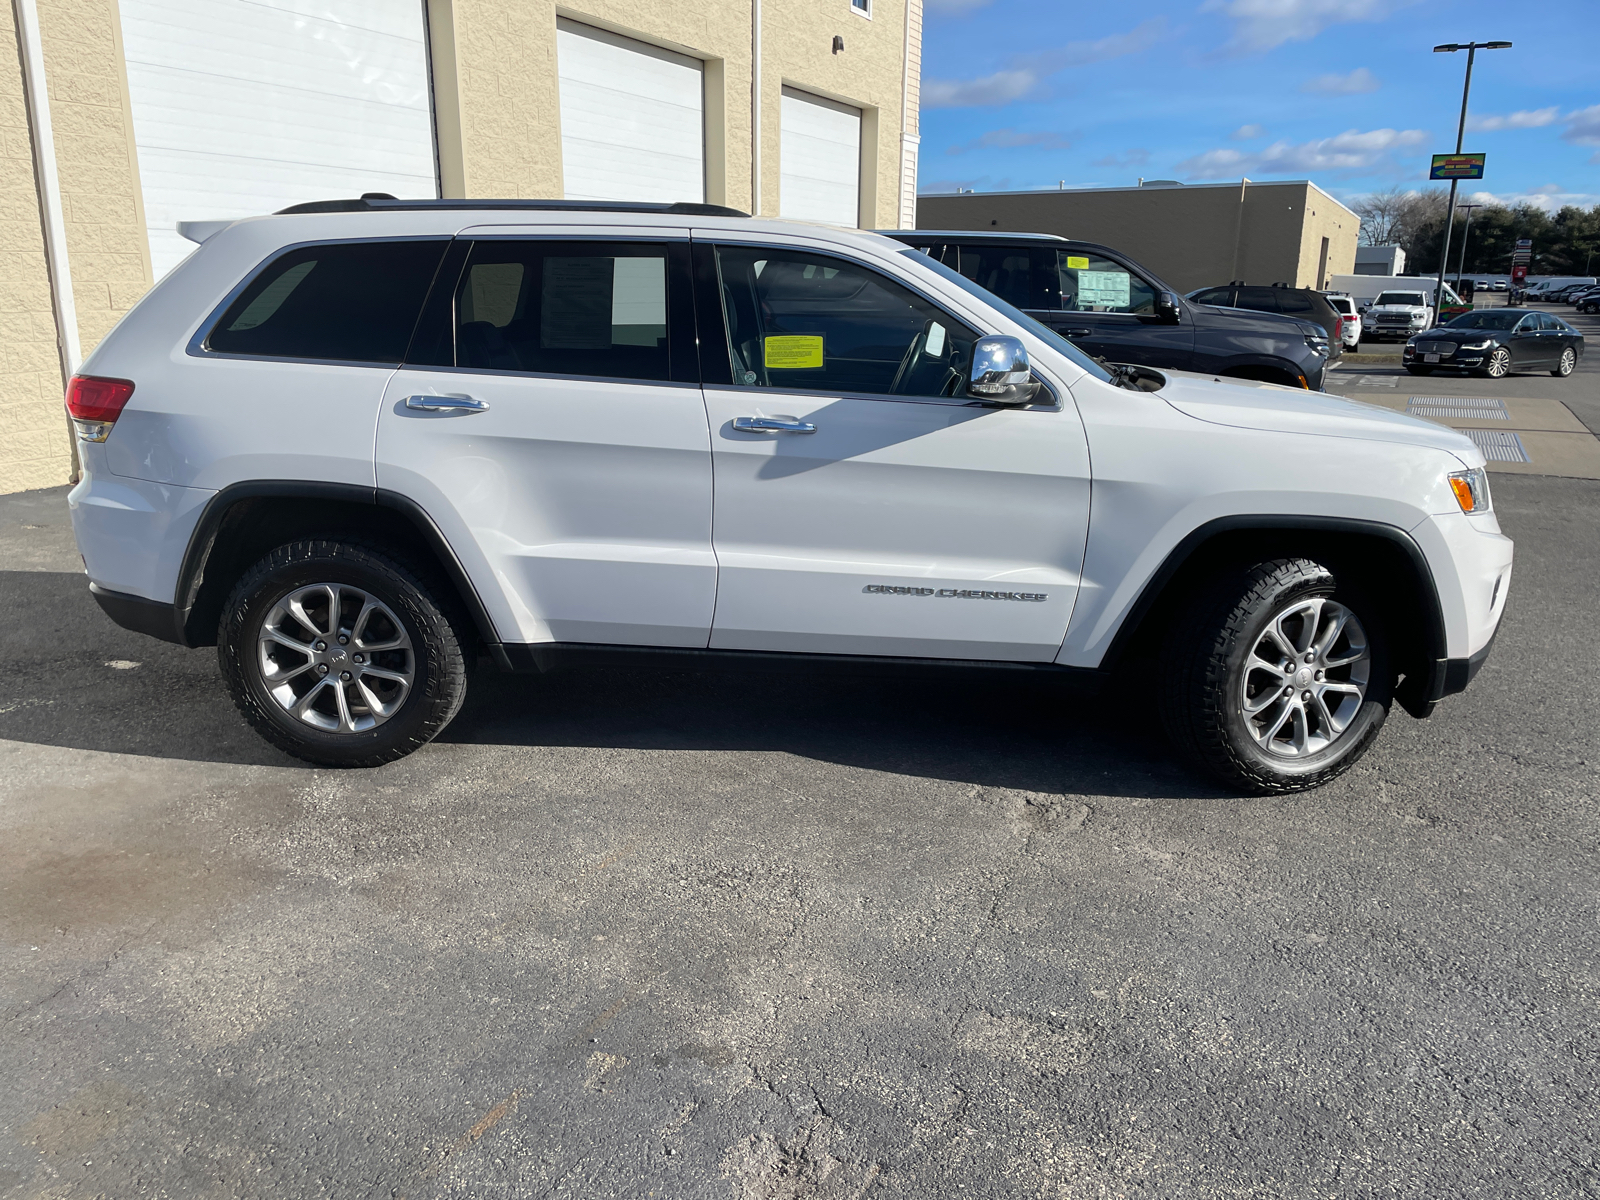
3;338;1598;1196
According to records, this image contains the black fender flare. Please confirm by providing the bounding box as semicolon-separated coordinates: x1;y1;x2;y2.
1097;515;1450;718
171;480;502;656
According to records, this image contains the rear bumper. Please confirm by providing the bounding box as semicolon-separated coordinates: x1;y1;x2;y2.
90;583;184;644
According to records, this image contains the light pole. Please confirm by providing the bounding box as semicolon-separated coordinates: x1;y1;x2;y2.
1454;203;1483;303
1432;40;1511;325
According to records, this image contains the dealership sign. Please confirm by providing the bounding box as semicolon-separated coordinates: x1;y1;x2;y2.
1430;153;1486;180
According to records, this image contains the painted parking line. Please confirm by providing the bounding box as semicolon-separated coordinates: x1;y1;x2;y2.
1463;430;1531;463
1406;397;1510;420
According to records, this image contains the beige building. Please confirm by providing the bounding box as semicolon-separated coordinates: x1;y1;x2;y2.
3;0;924;494
918;179;1358;297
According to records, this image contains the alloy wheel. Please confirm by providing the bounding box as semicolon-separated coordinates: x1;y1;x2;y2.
1239;597;1371;758
1557;348;1575;376
1486;348;1511;378
257;583;414;732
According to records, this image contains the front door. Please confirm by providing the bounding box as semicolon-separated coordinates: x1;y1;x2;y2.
697;238;1092;662
1506;315;1546;369
377;235;716;648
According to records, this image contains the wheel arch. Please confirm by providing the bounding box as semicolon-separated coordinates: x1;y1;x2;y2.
173;481;501;659
1098;516;1448;719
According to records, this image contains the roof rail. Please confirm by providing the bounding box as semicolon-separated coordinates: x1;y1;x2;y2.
274;194;749;218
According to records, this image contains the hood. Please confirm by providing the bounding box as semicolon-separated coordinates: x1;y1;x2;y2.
1154;369;1479;461
1368;302;1429;312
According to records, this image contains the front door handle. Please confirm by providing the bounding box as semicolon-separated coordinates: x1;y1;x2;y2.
733;416;816;434
1063;328;1093;338
405;394;489;412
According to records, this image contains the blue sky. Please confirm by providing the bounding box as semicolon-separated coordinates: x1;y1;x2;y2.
918;0;1599;211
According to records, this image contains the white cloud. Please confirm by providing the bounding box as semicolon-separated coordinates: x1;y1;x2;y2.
1013;18;1168;73
922;70;1038;108
921;19;1166;109
925;0;995;12
1301;67;1380;95
1465;106;1560;132
1561;104;1600;146
1464;186;1600;212
948;128;1074;155
1231;124;1266;140
1091;148;1152;168
1201;0;1417;55
1175;127;1429;179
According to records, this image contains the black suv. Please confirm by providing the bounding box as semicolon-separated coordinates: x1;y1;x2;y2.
886;231;1336;389
1186;282;1344;347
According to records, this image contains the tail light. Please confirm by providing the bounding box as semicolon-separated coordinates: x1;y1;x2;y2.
65;375;135;442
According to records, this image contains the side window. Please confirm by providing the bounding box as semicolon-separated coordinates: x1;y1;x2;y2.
208;240;448;363
1276;291;1315;316
952;245;1057;310
1057;252;1155;315
451;241;672;381
1235;286;1282;313
1190;287;1233;307
713;244;976;399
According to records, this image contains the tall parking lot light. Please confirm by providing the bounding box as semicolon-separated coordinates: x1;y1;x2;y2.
1455;203;1483;301
1432;41;1512;324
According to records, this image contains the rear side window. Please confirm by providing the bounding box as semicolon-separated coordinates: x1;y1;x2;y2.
1235;286;1282;313
1190;287;1233;307
447;240;675;381
951;245;1057;310
1275;291;1314;315
208;240;447;363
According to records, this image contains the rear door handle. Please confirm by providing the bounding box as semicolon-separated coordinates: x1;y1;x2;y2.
733;416;816;434
405;394;488;412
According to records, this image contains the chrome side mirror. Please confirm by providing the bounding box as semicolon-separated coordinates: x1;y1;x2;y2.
967;335;1040;405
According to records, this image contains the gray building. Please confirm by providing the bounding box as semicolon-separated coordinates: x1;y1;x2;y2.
1354;245;1407;276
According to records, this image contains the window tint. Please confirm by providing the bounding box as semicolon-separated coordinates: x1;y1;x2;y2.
715;244;976;398
1235;287;1282;313
1055;251;1155;315
209;240;447;362
1190;287;1233;307
1275;290;1315;315
950;245;1060;310
1328;297;1353;314
451;241;672;380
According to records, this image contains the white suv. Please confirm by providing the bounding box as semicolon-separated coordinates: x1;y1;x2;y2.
66;198;1512;793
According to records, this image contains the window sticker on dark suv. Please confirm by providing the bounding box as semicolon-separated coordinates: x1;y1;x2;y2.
208;240;448;363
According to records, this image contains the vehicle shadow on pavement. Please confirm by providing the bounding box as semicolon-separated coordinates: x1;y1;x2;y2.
0;569;1220;799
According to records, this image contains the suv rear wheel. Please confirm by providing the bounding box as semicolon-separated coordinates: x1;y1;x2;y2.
1161;558;1390;794
218;540;468;766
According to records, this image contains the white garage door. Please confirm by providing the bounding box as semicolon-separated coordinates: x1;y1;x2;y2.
118;0;437;279
780;88;860;227
557;20;704;206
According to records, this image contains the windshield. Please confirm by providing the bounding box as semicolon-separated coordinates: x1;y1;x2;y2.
901;249;1114;383
1375;292;1427;306
1446;311;1522;331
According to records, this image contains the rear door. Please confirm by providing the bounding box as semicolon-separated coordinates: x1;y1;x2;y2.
696;235;1091;661
376;230;716;648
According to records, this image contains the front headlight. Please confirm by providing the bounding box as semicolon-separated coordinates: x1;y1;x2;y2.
1304;334;1329;355
1449;467;1492;514
1458;339;1492;350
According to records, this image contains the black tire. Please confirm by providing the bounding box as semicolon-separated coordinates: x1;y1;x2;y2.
218;540;468;766
1406;365;1433;375
1551;347;1576;377
1160;558;1391;794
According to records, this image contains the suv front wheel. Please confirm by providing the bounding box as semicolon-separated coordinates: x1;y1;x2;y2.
218;540;468;766
1161;558;1390;793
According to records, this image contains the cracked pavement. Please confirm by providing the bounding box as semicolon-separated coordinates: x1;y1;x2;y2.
1;473;1597;1198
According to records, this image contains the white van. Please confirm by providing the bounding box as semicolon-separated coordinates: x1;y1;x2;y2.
1525;277;1596;298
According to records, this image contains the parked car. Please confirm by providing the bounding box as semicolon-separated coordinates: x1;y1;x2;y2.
888;232;1335;389
66;197;1510;793
1404;309;1584;378
1185;281;1344;349
1360;289;1435;342
1325;293;1362;349
1492;279;1508;291
1573;288;1600;315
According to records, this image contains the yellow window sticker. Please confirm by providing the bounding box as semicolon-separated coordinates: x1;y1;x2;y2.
1064;255;1090;270
764;335;824;369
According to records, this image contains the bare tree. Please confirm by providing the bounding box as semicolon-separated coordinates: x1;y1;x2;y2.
1351;186;1409;246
